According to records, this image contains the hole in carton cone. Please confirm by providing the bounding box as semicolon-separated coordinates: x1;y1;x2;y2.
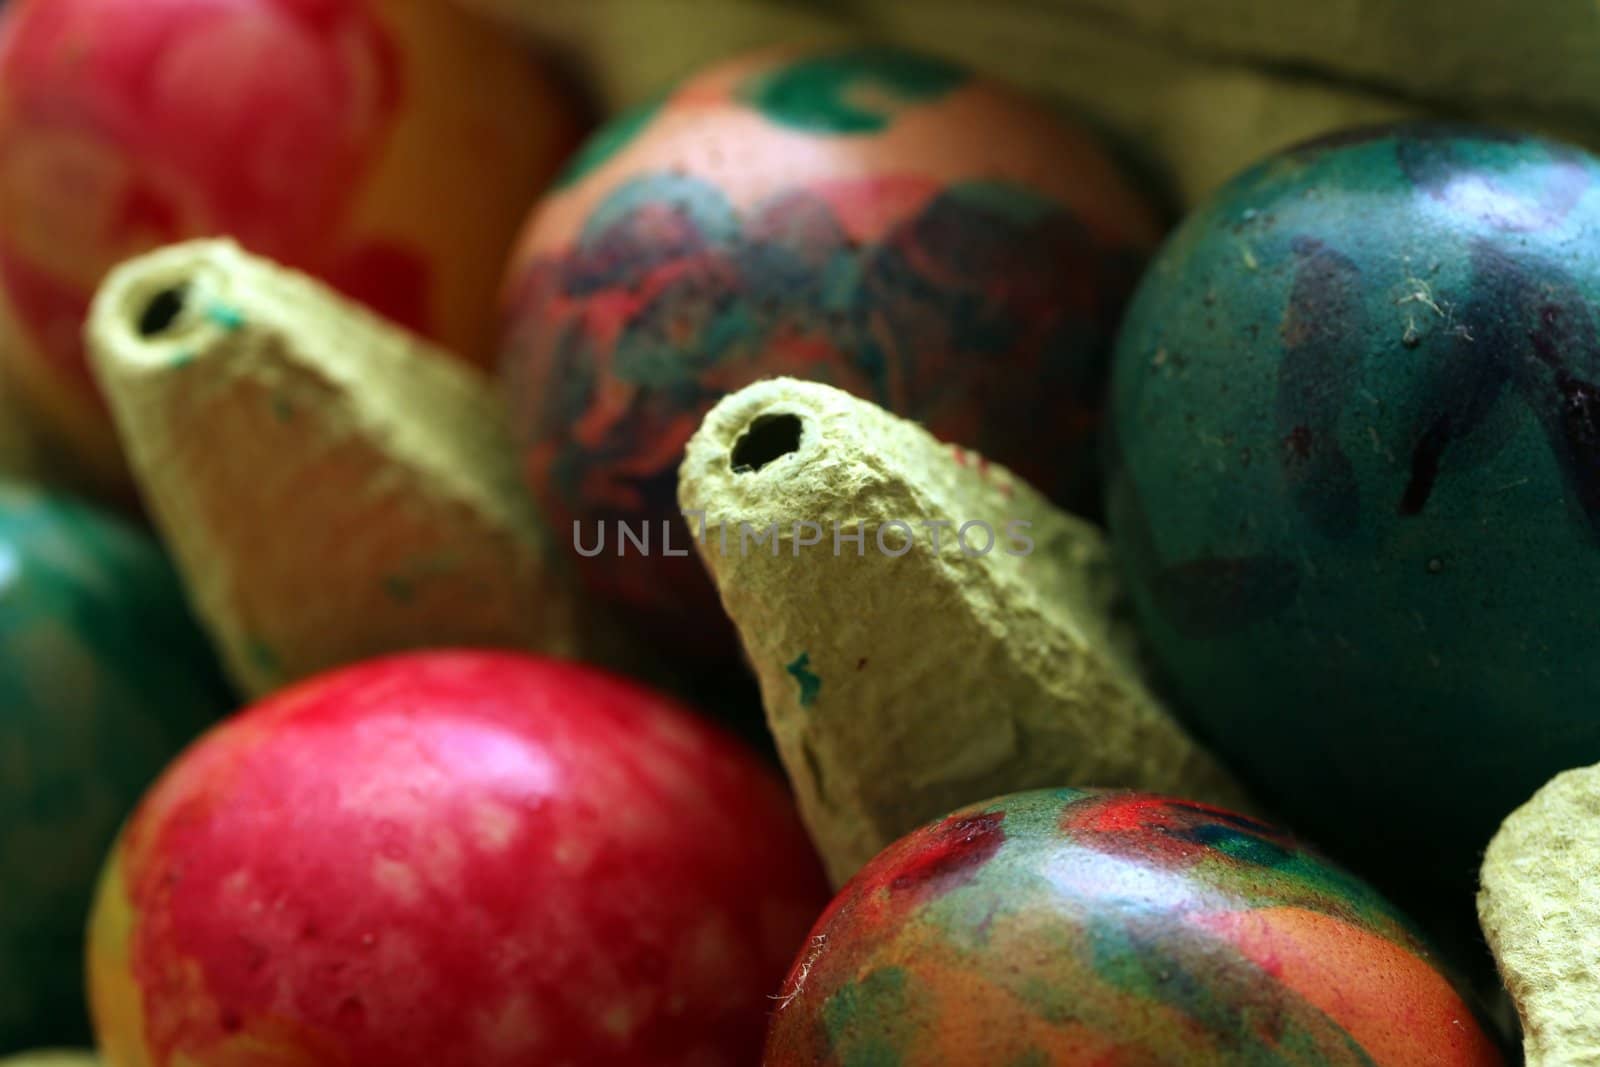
138;286;188;338
731;413;803;473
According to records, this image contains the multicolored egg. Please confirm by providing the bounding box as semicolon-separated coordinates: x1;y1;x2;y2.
765;789;1504;1066
499;44;1162;650
0;482;231;1052
1105;124;1600;919
88;650;830;1067
0;0;581;492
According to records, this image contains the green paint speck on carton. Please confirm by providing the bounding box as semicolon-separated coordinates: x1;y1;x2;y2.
205;303;245;331
245;637;280;678
786;652;822;708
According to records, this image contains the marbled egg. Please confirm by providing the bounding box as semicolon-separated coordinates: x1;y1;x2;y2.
89;650;830;1067
499;44;1161;650
764;789;1504;1066
0;482;231;1052
0;0;581;494
1106;124;1600;920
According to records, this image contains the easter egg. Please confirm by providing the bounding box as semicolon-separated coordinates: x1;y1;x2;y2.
0;0;581;494
499;45;1162;650
1105;124;1600;918
764;789;1504;1066
0;482;231;1052
88;650;830;1067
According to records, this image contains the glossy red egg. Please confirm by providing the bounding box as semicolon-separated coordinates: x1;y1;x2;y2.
89;651;830;1067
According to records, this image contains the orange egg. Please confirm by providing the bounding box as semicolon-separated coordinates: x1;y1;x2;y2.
0;0;582;494
499;44;1162;653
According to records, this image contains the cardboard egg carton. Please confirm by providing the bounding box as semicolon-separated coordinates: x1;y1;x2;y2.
86;239;641;698
678;378;1251;884
455;0;1600;208
1481;765;1600;1065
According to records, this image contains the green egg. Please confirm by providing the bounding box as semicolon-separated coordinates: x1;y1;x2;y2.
0;483;231;1051
1106;123;1600;931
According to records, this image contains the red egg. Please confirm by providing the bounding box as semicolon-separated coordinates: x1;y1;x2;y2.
88;651;829;1067
0;0;581;493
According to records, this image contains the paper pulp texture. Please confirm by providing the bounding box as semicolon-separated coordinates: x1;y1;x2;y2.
678;377;1251;884
85;239;631;697
1479;764;1600;1066
457;0;1600;209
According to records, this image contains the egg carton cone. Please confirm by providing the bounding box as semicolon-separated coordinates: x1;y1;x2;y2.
1000;0;1600;120
85;239;638;698
677;378;1251;884
1479;763;1600;1066
855;0;1600;204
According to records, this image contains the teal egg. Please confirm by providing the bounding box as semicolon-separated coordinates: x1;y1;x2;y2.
1106;124;1600;925
0;483;231;1051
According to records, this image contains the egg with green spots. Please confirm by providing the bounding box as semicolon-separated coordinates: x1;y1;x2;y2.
1105;123;1600;926
764;789;1505;1066
0;482;232;1052
499;43;1163;655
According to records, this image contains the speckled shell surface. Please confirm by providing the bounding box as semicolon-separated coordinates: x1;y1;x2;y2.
87;651;829;1067
1106;123;1600;916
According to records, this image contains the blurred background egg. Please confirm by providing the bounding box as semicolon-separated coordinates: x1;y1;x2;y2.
0;482;231;1053
764;789;1504;1066
1105;123;1600;939
498;44;1163;655
0;0;582;495
88;650;830;1067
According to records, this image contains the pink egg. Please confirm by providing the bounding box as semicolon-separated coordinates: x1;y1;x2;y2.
90;651;830;1067
0;0;582;492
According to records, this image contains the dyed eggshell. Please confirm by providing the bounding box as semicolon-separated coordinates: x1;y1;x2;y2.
0;0;581;492
499;45;1162;650
1106;124;1600;921
765;790;1504;1066
88;650;831;1067
0;482;232;1052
